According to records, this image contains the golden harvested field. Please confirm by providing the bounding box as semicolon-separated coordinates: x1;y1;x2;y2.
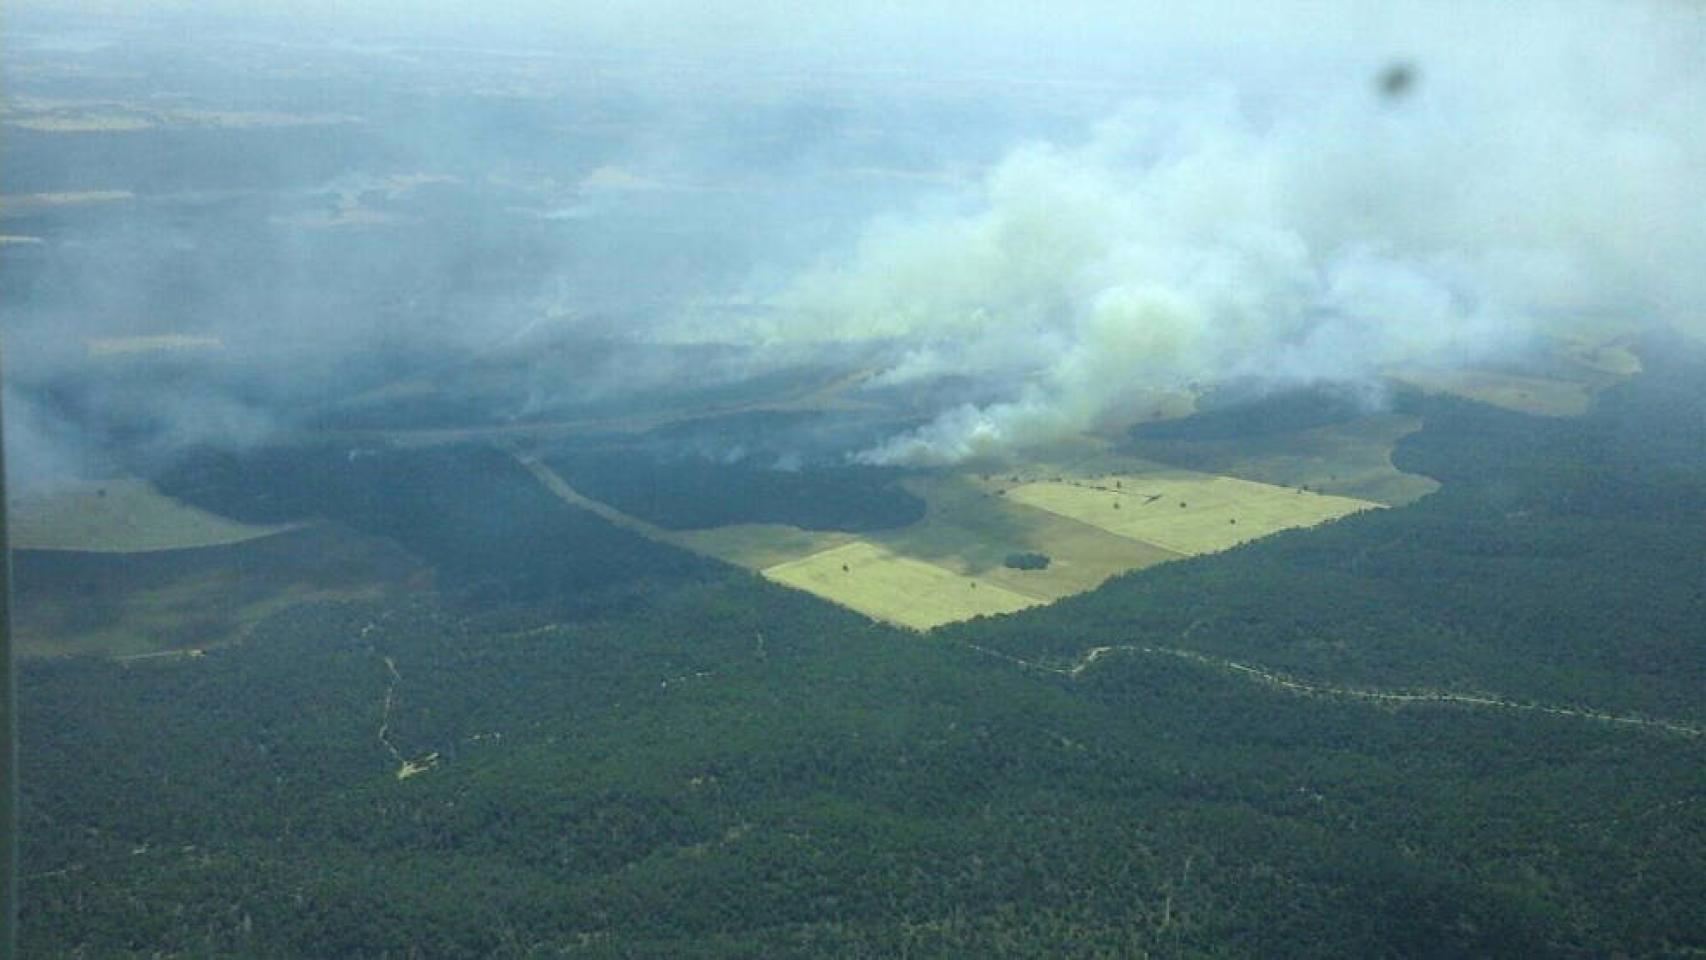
1004;471;1379;556
874;475;1181;599
1130;414;1440;506
761;540;1042;630
676;475;1182;610
674;523;854;570
514;448;1364;630
12;478;299;553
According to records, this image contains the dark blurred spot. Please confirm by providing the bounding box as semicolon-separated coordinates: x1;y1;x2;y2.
1378;61;1417;100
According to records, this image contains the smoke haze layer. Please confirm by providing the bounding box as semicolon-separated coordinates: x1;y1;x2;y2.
3;1;1702;482
739;16;1706;464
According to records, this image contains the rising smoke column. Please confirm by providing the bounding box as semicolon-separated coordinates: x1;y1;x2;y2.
768;14;1706;466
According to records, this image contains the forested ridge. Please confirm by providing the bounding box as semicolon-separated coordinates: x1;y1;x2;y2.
17;341;1706;957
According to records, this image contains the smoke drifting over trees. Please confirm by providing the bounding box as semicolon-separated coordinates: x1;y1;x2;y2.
754;12;1705;463
3;0;1702;480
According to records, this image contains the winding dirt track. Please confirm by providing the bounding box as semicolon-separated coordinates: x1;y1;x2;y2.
376;656;405;766
962;640;1704;739
374;650;439;779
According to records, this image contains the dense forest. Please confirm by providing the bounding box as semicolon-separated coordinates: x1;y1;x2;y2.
16;339;1706;957
155;443;721;616
543;449;925;532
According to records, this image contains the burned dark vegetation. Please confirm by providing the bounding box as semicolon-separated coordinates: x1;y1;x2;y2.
6;8;1706;959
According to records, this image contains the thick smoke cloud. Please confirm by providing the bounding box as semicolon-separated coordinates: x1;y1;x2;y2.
743;15;1706;464
4;0;1702;482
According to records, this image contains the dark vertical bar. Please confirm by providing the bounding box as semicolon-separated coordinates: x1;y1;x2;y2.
0;370;15;960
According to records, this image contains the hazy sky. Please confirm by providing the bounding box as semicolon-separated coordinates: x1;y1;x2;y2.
15;1;1695;76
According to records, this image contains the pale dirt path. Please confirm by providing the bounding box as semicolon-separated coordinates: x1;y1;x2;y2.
502;443;682;545
372;645;439;780
962;640;1703;739
113;648;207;663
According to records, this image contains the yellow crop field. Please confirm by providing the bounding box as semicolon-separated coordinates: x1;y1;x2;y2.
12;478;299;553
684;475;1183;607
876;474;1181;599
1005;471;1379;556
674;523;854;570
762;540;1042;630
514;448;1369;631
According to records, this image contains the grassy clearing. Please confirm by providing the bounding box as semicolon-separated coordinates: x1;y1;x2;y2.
676;474;1182;607
1004;470;1379;556
20;574;383;659
871;475;1181;599
762;541;1041;630
13;524;423;658
513;445;1363;630
12;478;299;553
1388;367;1596;416
674;524;855;570
1131;414;1441;506
1387;327;1642;417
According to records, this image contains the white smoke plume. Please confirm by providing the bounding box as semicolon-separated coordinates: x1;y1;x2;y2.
6;0;1702;481
750;8;1706;465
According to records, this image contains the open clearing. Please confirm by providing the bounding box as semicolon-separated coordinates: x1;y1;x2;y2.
515;450;1375;630
1130;413;1440;506
21;573;382;659
872;474;1181;599
12;478;299;553
679;477;1179;628
762;540;1041;630
1388;367;1597;417
1385;330;1641;418
1003;470;1379;556
674;523;855;571
545;461;1183;625
14;524;426;658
